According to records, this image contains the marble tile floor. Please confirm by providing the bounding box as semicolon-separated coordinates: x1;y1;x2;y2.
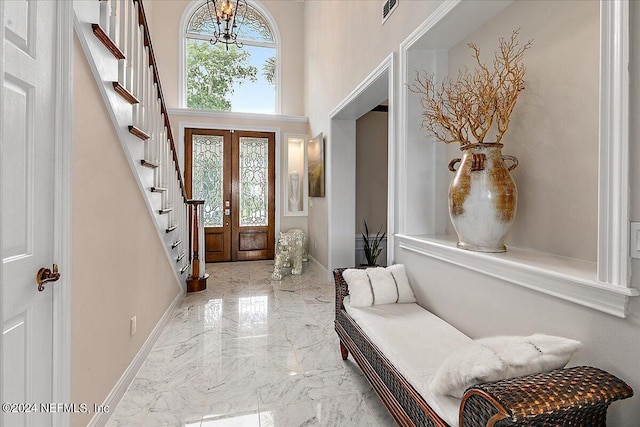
106;260;396;427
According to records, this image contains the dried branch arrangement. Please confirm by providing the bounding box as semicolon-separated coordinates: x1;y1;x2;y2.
411;30;532;148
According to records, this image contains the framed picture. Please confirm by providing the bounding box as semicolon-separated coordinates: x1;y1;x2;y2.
308;132;325;197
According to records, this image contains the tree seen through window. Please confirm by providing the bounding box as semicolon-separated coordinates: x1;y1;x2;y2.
185;2;277;113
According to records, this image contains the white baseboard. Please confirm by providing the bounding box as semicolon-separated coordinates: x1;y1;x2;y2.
308;255;330;281
88;290;185;427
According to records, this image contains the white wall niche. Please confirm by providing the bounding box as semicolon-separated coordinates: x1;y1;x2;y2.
397;0;637;317
283;134;308;216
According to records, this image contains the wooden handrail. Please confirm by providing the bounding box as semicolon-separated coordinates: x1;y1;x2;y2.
133;0;187;201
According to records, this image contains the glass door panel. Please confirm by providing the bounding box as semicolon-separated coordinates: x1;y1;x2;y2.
185;129;232;262
192;134;224;228
232;131;275;261
239;137;269;227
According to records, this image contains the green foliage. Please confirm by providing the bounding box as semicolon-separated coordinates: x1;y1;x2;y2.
186;40;258;110
362;221;386;266
263;56;276;85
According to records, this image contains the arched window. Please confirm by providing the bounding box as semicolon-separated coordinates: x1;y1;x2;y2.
183;1;278;114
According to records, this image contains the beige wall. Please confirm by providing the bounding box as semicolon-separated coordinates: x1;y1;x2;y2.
356;111;388;234
445;0;599;261
304;0;444;267
71;36;182;426
146;0;305;115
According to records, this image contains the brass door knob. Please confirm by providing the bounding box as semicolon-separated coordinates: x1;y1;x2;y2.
36;264;61;291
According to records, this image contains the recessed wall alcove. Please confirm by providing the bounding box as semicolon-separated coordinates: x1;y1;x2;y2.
396;0;637;317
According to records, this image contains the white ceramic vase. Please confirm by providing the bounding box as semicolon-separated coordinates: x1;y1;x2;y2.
448;143;518;252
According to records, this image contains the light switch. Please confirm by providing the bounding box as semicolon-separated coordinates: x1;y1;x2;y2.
630;222;640;259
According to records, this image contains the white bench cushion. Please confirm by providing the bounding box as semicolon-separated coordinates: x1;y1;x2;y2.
344;297;471;426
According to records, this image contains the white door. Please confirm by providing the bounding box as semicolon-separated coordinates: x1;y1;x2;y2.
2;1;59;425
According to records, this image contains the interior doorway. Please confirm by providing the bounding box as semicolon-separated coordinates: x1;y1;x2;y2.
356;104;389;266
185;128;276;262
327;54;395;274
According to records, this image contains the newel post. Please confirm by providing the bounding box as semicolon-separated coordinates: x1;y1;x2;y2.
186;199;208;292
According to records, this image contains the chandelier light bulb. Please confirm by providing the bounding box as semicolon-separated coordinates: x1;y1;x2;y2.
220;1;233;18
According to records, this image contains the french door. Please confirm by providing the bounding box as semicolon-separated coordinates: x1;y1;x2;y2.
185;129;275;262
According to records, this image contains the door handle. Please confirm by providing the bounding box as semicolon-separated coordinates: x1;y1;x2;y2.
224;209;231;216
36;264;61;292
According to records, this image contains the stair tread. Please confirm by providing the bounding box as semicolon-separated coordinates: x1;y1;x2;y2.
141;159;159;169
113;82;139;104
129;125;150;140
92;24;125;60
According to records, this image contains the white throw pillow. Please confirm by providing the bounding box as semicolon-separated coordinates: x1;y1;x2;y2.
429;334;582;398
366;267;399;305
342;264;416;307
342;269;373;307
386;264;417;303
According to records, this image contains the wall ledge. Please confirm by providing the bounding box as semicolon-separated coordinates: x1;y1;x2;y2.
168;108;308;123
396;234;638;318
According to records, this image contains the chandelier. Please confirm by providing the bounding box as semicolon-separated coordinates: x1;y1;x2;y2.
206;0;248;50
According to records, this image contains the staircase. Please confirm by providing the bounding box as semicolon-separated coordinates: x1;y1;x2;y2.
73;0;206;289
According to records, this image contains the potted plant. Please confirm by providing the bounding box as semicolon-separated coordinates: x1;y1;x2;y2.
362;221;386;266
410;30;532;253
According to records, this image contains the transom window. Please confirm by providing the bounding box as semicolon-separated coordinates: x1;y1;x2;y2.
184;1;277;114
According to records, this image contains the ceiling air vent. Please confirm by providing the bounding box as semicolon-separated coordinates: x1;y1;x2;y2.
382;0;398;24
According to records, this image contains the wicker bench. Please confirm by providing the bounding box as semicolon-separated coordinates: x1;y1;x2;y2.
333;268;634;427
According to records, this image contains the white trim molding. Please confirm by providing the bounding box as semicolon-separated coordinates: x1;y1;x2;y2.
88;291;184;427
168;108;308;123
397;235;638;318
52;1;74;425
598;0;630;287
397;0;636;317
0;0;6;415
328;52;395;274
